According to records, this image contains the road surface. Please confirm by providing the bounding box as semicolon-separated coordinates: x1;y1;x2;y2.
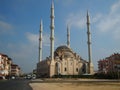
0;79;32;90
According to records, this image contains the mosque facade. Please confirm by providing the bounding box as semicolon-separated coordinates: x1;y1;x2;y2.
37;1;94;78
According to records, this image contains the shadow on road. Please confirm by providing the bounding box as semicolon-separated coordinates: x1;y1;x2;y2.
0;79;33;90
26;80;33;90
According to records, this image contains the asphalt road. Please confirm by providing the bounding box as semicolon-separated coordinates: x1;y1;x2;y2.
0;79;32;90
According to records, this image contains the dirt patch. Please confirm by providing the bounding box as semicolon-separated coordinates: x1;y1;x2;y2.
30;82;120;90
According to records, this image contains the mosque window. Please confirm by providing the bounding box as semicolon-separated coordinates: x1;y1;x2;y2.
76;68;78;72
64;67;67;71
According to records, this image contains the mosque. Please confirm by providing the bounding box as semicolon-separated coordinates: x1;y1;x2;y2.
37;1;94;78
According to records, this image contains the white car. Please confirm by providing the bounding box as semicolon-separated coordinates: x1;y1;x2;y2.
11;76;15;79
0;76;5;80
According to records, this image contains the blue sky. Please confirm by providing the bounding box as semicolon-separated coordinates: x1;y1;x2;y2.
0;0;120;73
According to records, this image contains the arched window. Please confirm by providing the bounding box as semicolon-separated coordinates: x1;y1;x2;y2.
64;67;67;71
55;62;61;75
82;63;86;73
76;68;78;72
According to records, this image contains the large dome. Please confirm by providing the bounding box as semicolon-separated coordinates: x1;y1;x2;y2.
55;45;72;52
54;45;74;58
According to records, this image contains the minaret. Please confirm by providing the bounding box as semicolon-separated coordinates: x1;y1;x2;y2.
67;25;70;48
50;0;55;61
50;0;55;77
39;20;43;62
86;11;94;74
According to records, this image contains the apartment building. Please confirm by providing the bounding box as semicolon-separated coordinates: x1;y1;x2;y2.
0;53;12;77
0;53;21;78
98;53;120;74
11;64;20;76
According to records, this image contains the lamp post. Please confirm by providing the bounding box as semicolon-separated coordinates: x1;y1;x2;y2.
117;67;120;79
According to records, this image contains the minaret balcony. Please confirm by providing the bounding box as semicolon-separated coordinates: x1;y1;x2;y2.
50;15;55;18
50;26;55;29
87;41;91;44
50;37;54;40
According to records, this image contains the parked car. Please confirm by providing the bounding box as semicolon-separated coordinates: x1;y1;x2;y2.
11;76;15;79
0;76;5;80
26;74;32;79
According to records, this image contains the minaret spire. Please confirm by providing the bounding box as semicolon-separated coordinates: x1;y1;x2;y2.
39;20;43;62
50;0;55;61
49;0;55;77
67;25;70;48
86;11;94;74
52;0;54;8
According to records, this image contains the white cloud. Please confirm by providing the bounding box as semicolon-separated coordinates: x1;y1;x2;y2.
0;21;12;29
26;32;38;44
96;14;120;32
110;0;120;14
66;0;120;40
7;42;37;73
0;21;13;32
42;34;50;46
66;12;86;29
92;13;102;23
26;32;50;46
6;32;50;73
66;12;102;30
94;0;120;39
